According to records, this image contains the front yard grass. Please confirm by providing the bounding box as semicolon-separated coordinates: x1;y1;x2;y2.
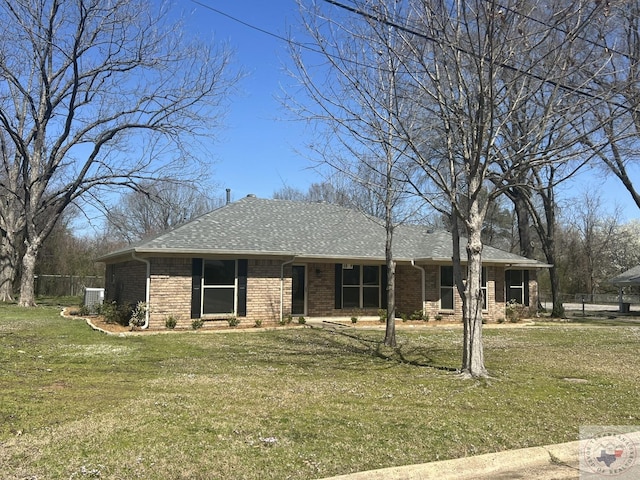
1;304;638;479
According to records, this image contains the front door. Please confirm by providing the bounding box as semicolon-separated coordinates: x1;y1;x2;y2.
292;265;306;316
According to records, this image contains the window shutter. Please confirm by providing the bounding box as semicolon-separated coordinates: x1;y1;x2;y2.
524;270;530;306
335;263;342;309
237;259;248;317
381;265;388;309
191;258;203;319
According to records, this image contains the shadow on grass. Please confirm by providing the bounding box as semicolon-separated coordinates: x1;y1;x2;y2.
305;326;459;373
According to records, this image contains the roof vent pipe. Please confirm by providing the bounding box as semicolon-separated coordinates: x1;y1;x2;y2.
226;188;231;205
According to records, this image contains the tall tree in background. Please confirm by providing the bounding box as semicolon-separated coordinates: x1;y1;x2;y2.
0;0;240;305
106;182;222;244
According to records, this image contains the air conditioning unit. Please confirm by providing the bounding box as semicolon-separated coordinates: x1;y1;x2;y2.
84;287;105;311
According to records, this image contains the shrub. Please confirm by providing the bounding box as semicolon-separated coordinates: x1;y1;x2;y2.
505;300;529;323
254;319;263;328
409;310;424;321
400;312;408;322
351;316;358;324
497;317;505;324
165;316;177;329
76;304;90;316
284;314;293;325
191;319;204;330
435;314;443;321
99;301;133;327
378;309;387;323
129;301;148;329
297;316;306;325
227;316;239;327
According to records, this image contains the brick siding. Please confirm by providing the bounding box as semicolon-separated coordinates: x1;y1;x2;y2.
104;257;539;329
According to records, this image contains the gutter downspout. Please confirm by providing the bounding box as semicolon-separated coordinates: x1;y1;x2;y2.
280;257;296;322
131;252;151;329
411;260;426;317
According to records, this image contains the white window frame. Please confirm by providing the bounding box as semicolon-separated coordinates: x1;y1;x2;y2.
482;267;488;311
201;259;237;316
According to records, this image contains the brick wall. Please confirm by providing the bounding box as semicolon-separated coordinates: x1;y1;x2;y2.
104;261;146;307
246;259;287;324
148;258;192;329
395;264;423;317
105;256;540;329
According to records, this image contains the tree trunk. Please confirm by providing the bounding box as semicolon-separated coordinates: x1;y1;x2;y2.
461;221;488;378
0;235;17;302
18;243;38;307
548;264;565;318
511;188;534;258
384;223;396;347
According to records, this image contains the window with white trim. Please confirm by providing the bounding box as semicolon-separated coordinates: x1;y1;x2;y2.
482;267;488;310
202;260;236;314
505;269;528;305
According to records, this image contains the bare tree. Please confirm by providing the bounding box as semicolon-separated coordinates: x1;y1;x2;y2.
106;181;223;244
566;191;622;298
0;130;24;301
579;1;640;209
0;0;240;305
295;0;608;376
290;0;419;346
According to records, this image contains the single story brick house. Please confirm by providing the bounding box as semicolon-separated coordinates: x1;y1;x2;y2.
97;195;546;329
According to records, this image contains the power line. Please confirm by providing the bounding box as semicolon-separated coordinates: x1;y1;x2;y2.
190;0;292;44
190;0;330;57
321;0;629;108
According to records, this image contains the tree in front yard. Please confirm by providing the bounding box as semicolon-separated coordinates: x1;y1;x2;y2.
0;0;240;306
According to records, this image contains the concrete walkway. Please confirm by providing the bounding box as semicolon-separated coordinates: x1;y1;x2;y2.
320;439;582;480
320;431;640;479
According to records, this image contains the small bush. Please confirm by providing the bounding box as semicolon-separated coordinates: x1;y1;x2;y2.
227;316;239;327
351;316;358;324
401;312;408;322
409;310;424;321
497;317;505;324
378;309;387;323
191;319;204;330
284;314;293;325
129;301;148;329
254;319;263;328
505;300;529;323
99;301;133;327
76;304;90;316
297;316;306;325
165;316;177;329
435;314;443;321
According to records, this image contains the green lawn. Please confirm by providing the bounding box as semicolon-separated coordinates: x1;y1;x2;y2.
1;304;638;479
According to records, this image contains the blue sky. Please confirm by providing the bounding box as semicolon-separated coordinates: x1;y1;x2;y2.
176;0;320;202
171;0;639;222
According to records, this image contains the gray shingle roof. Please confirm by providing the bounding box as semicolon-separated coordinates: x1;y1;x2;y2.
610;265;640;286
99;196;545;266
